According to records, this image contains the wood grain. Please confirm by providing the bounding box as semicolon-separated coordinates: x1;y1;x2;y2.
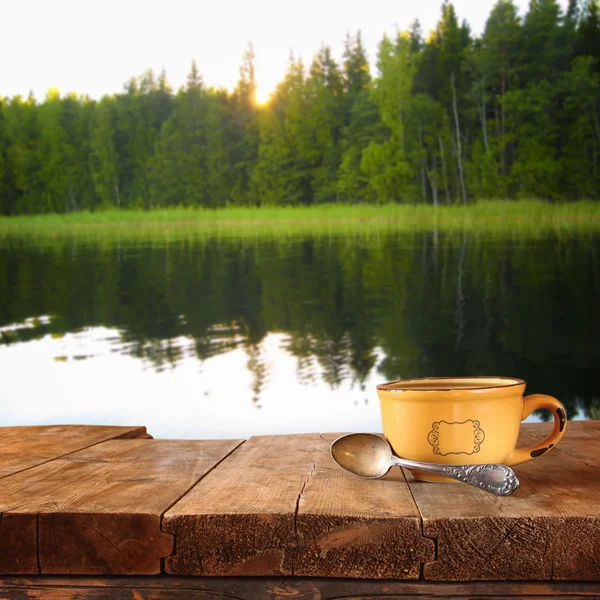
164;433;434;578
524;421;600;470
0;439;241;575
163;434;320;576
0;513;38;574
294;433;434;578
1;423;600;581
0;576;599;599
406;429;600;581
0;425;150;479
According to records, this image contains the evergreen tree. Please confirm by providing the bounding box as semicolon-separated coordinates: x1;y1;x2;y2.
420;3;472;203
505;82;562;198
578;0;600;70
90;97;122;207
204;90;232;208
36;90;92;212
150;62;210;206
337;31;381;202
361;33;415;202
255;55;311;205
118;69;172;207
304;45;344;203
0;98;17;215
230;43;260;205
478;0;522;185
5;94;42;213
560;56;600;197
521;0;570;85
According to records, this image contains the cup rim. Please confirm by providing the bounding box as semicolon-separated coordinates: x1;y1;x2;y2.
377;376;526;392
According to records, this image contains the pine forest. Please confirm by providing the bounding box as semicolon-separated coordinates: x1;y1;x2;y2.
1;0;600;215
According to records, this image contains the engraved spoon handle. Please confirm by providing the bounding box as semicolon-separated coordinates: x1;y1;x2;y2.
391;456;519;496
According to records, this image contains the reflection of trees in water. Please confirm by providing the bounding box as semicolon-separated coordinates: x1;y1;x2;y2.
283;330;377;391
315;332;352;389
124;336;185;372
282;334;319;386
244;342;268;408
454;232;467;351
1;232;599;417
194;323;244;361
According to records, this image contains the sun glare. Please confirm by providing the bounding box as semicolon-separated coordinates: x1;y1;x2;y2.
254;83;272;106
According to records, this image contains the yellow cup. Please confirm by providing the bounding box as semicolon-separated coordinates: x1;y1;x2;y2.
376;377;567;482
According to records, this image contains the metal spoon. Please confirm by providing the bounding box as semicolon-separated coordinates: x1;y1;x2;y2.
330;433;519;496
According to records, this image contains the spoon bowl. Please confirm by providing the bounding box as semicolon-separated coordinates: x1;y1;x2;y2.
330;433;394;478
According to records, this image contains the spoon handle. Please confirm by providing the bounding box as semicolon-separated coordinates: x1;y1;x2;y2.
391;457;519;496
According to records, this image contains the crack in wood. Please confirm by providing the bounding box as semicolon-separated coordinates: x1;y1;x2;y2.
291;459;317;576
419;520;439;580
84;523;125;556
485;522;518;561
158;439;247;574
402;468;439;577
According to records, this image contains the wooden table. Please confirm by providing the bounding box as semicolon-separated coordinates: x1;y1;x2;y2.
1;422;599;599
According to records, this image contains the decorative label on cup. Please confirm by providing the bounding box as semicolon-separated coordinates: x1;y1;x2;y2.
427;419;486;455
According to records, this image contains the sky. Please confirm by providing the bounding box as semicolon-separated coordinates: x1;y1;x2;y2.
3;0;569;105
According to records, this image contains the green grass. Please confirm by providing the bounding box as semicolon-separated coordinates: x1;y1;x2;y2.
1;200;599;242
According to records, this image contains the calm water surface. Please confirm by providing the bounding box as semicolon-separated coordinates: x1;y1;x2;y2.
1;231;598;438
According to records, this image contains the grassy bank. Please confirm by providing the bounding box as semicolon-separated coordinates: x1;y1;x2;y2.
1;201;599;241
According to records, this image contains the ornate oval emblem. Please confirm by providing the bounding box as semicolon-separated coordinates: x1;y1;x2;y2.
427;419;485;456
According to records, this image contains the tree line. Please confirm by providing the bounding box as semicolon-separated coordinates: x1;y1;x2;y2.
1;0;599;215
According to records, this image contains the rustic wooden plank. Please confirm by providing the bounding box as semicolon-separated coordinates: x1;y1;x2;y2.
164;433;434;578
406;429;600;581
294;433;434;578
0;425;151;479
0;513;38;574
0;576;599;599
524;421;600;470
163;434;320;577
0;438;241;575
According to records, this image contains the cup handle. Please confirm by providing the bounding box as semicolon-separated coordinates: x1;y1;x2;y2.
504;394;567;467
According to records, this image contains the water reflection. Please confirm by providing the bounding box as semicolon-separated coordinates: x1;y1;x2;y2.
0;231;598;437
0;327;384;438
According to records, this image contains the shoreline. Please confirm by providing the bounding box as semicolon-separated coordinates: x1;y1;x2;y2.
1;201;599;240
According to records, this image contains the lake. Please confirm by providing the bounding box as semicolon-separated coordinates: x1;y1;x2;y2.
1;229;598;438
